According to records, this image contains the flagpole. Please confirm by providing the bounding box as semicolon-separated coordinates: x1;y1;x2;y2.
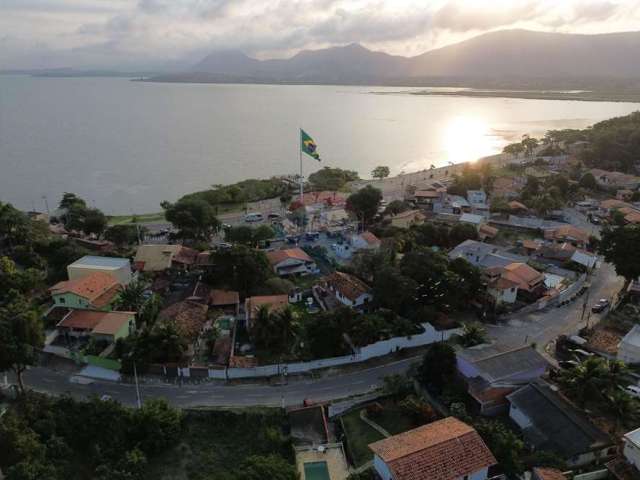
299;128;304;205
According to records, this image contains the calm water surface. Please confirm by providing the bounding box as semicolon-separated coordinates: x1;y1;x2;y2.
0;76;637;213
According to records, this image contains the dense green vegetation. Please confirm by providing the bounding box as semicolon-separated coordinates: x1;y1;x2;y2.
180;178;292;207
308;167;359;191
599;224;640;283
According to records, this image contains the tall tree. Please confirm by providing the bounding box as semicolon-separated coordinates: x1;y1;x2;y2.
161;198;220;241
599;225;640;283
417;342;456;392
0;293;44;393
371;166;390;180
346;185;382;228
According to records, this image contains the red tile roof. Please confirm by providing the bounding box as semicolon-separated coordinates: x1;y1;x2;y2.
266;248;313;266
324;271;371;302
58;310;134;336
360;231;381;246
369;417;496;480
544;225;589;244
245;295;288;321
533;467;568;480
502;262;544;292
210;289;240;306
173;246;199;265
50;272;120;303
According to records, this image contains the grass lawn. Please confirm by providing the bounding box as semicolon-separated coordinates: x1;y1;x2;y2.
369;400;421;436
107;212;166;225
146;408;294;480
340;410;385;468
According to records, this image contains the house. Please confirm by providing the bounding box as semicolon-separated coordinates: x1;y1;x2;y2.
413;188;445;209
501;263;546;300
195;251;216;272
459;213;484;227
448;240;528;269
486;274;519;305
492;177;521;199
67;255;133;285
321;207;350;225
618;325;640;365
508;200;529;214
532;467;568;480
623;427;640;472
388;210;425;229
133;244;199;272
624;210;640;225
57;310;135;343
457;344;549;415
600;199;635;216
467;190;487;206
478;224;498;242
570;250;598;269
507;381;613;466
244;295;289;329
351;231;381;251
544;225;590;249
50;272;121;310
266;248;318;277
321;272;372;310
209;289;240;315
74;238;115;253
158;300;209;342
590;169;640;190
617;189;635;202
368;417;497;480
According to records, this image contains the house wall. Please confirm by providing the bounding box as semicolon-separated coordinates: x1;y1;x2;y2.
373;455;393;480
462;467;488;480
618;341;640;365
488;286;518;304
508;403;533;430
53;292;91;310
456;356;483;380
624;439;640;470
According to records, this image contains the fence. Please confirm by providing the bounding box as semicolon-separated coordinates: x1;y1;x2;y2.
506;274;588;317
169;322;460;380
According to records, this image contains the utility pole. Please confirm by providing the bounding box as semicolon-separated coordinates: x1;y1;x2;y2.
133;360;142;409
42;195;50;216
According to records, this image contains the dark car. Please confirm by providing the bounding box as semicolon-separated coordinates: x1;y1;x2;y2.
592;299;610;313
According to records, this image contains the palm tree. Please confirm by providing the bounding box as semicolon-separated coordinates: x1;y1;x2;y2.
459;322;487;348
606;360;631;391
608;390;640;429
116;280;147;313
559;356;609;405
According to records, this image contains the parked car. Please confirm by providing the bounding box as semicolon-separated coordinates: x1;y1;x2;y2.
244;213;264;223
304;231;320;241
592;299;610;313
623;385;640;399
267;213;281;220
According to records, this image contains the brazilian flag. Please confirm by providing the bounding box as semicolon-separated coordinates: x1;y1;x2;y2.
301;129;321;161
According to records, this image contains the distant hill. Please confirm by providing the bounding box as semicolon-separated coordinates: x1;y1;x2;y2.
149;29;640;88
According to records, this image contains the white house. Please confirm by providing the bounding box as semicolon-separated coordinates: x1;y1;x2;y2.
322;272;372;309
486;276;519;305
618;325;640;365
67;255;133;285
265;248;318;277
467;190;487;206
623;427;640;472
368;417;496;480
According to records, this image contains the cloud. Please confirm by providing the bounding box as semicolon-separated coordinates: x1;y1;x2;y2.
1;0;640;70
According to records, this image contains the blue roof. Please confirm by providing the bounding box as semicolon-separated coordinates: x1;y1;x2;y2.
71;256;129;268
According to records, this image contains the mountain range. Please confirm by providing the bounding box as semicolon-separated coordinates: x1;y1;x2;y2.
148;29;640;88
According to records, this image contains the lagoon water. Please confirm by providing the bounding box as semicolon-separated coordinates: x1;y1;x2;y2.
1;75;638;214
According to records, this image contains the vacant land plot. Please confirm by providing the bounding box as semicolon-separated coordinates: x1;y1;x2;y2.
340;410;385;468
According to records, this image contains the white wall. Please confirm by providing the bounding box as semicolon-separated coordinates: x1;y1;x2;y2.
624;439;640;470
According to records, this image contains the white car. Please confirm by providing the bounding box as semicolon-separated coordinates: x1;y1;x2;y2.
244;212;264;222
623;385;640;399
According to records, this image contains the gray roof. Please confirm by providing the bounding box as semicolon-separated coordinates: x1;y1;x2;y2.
459;345;549;383
621;325;640;349
448;240;528;268
70;255;130;268
507;381;611;457
489;215;566;231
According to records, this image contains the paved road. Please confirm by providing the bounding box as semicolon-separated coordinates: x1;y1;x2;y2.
19;356;420;408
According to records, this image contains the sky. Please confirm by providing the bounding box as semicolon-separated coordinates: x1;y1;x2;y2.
2;0;640;71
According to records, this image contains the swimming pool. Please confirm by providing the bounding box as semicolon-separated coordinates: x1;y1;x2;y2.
304;461;331;480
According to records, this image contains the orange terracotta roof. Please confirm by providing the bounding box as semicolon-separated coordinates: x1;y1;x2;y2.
266;248;313;266
360;231;381;245
158;301;208;341
625;211;640;224
489;277;519;290
508;200;528;211
533;467;568;480
503;262;544;292
324;271;371;302
58;310;134;336
50;272;119;303
209;289;240;306
544;225;589;244
600;199;633;210
173;246;199;265
245;295;288;320
92;284;122;309
479;224;498;238
369;417;496;480
522;240;541;250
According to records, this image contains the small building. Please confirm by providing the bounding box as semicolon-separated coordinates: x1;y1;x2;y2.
467;189;487;206
623;427;640;472
478;224;498;242
158;300;209;342
50;272;121;311
544;225;590;249
388;210;425;229
321;271;372;310
413;188;445;209
590;169;640;190
244;295;289;329
57;310;135;343
457;344;549;415
67;255;133;285
209;289;240;315
368;417;497;480
507;381;613;466
486;275;519;305
133;244;198;272
266;248;318;277
351;231;381;251
459;213;484;226
501;262;546;300
618;325;640;365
